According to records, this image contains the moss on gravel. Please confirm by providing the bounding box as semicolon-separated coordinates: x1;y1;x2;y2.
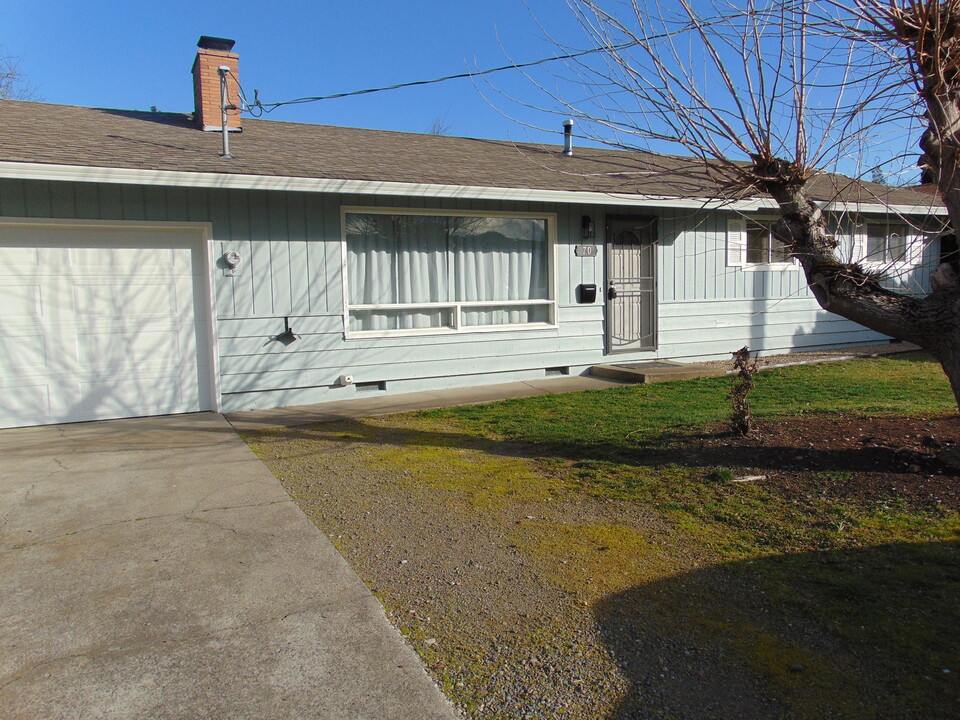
511;521;678;602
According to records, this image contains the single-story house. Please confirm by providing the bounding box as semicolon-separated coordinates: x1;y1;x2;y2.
0;37;946;429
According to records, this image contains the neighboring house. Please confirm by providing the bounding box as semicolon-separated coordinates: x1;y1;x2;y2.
0;37;946;429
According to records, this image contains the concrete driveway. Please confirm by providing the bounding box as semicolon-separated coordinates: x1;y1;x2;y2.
0;413;457;720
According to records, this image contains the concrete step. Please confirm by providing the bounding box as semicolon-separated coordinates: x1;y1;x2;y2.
590;360;727;384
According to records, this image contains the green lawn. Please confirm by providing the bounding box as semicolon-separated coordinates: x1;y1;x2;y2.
418;351;959;552
424;352;955;446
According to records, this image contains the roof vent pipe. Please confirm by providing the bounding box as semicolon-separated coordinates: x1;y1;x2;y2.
563;119;574;156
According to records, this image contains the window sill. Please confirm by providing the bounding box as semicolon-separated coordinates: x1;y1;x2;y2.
859;261;915;271
344;322;559;340
738;263;800;272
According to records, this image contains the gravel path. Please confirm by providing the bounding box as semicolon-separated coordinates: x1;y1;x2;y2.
247;421;795;719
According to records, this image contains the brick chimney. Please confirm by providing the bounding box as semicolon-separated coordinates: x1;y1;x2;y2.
192;36;241;132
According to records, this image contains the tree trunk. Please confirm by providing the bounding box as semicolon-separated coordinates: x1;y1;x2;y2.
751;164;960;409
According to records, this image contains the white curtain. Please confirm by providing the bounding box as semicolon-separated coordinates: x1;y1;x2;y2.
452;217;547;326
347;214;449;330
395;216;449;328
347;213;548;331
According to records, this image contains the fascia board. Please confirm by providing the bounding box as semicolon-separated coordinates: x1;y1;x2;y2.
819;200;948;216
0;160;947;216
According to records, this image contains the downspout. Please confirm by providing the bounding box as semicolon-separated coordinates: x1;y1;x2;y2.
218;65;232;159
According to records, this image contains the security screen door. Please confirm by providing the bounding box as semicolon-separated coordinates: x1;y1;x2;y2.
605;216;657;352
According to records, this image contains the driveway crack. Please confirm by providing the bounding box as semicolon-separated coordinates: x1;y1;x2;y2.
5;499;293;550
0;482;37;533
0;603;332;691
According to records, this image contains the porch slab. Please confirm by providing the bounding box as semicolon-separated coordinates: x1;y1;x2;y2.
589;360;727;383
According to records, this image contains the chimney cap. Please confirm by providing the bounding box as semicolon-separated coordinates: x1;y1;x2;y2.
197;36;236;52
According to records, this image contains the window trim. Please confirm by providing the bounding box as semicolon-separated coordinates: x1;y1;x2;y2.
727;216;800;271
340;206;558;338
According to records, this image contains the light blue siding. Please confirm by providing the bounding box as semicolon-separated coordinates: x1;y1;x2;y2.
0;178;933;413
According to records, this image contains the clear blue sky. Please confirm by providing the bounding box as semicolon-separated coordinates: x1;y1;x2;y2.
1;0;582;144
1;1;919;180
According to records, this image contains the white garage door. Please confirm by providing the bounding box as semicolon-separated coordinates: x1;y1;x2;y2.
0;222;213;428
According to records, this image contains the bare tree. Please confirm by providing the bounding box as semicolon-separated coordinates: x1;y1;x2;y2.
519;1;960;412
427;114;454;136
0;51;35;100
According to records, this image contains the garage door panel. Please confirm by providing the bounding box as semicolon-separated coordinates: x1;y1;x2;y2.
0;224;212;428
0;246;40;267
74;378;185;417
73;281;182;318
0;284;43;319
75;329;185;368
0;382;52;422
67;245;187;270
0;335;48;371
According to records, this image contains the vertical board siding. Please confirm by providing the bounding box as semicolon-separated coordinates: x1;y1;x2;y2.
0;178;932;414
142;186;167;221
120;184;145;220
73;182;100;218
321;194;343;314
286;192;311;317
24;180;53;218
266;191;292;317
246;191;273;316
0;178;27;216
164;186;189;222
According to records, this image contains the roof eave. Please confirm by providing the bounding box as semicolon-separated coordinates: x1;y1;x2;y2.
0;160;947;216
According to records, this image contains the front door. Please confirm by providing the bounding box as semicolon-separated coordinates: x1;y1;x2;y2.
605;216;657;353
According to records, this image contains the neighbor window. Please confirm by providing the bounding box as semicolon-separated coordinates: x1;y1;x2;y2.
865;222;908;264
343;210;554;335
746;221;791;264
727;217;795;268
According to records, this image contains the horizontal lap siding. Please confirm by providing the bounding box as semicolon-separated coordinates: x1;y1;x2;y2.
657;298;887;360
1;179;929;414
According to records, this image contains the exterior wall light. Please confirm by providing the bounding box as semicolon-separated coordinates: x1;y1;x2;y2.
582;215;595;239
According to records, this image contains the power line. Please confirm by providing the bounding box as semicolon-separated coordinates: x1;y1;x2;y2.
243;41;642;115
239;7;772;116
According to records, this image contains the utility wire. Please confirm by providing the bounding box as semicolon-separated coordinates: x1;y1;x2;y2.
238;8;774;116
242;40;643;115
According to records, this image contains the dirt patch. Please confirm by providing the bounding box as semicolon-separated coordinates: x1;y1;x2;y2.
249;421;651;717
692;414;960;510
695;342;919;373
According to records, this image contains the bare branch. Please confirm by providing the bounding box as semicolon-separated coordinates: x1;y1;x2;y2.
0;51;36;101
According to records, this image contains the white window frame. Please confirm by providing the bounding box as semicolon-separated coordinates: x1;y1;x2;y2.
727;216;799;271
852;219;924;269
340;206;558;338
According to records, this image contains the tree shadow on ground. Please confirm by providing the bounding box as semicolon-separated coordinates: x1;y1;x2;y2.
595;538;960;720
243;415;958;483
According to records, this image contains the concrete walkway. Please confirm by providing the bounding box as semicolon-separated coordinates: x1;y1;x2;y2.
228;375;630;431
0;413;458;720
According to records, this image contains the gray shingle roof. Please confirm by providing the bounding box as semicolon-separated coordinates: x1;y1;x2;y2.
0;99;940;209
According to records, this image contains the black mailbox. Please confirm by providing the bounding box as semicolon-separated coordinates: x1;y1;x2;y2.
577;283;598;304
